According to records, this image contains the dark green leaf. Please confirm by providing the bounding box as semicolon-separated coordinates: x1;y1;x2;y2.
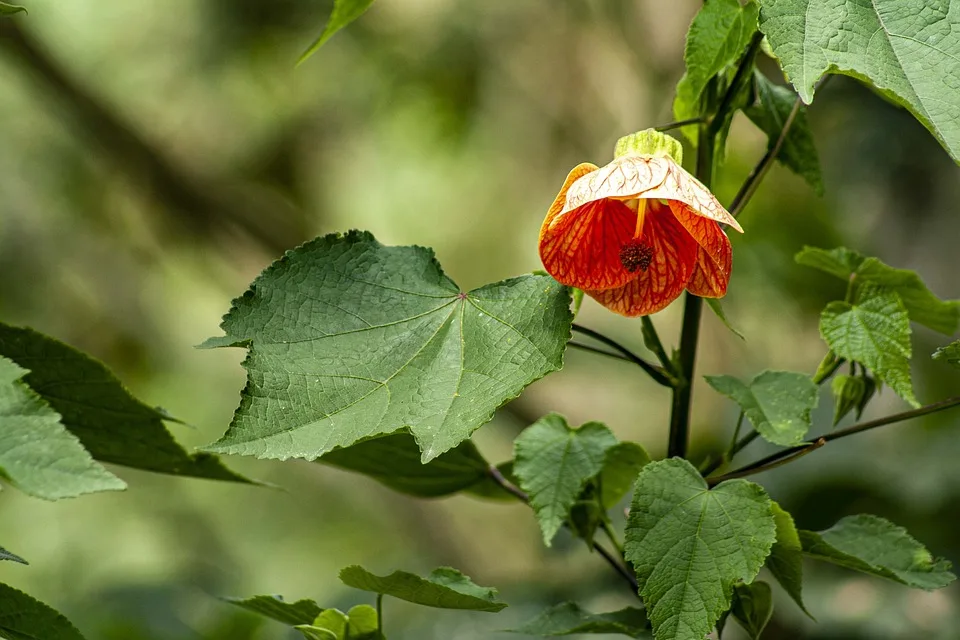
222;594;323;626
933;341;960;368
831;374;866;425
339;565;507;612
0;545;27;565
0;324;251;483
599;442;651;509
319;432;509;499
705;298;745;340
766;503;810;617
299;0;375;63
513;414;617;545
745;71;822;194
203;231;571;463
624;458;776;640
0;356;124;500
801;514;955;590
0;582;87;640
0;2;25;16
758;0;960;162
820;287;918;407
730;581;773;640
705;370;818;446
508;602;651;637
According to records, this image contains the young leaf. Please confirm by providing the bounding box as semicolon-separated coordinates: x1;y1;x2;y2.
800;514;955;590
339;566;507;612
507;602;651;637
745;71;823;194
0;2;25;15
730;581;774;640
933;341;960;368
304;609;349;639
831;374;866;425
855;258;960;335
795;246;865;280
758;0;960;162
705;370;819;446
299;0;375;63
624;458;776;640
674;0;760;137
346;604;380;639
599;441;651;509
319;432;510;499
296;626;338;640
513;414;618;545
820;287;918;407
0;545;27;565
0;324;251;483
202;231;572;464
765;502;811;617
222;594;323;626
0;582;87;640
0;356;125;500
705;298;745;340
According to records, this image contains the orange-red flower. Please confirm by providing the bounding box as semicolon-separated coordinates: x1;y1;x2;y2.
539;153;742;316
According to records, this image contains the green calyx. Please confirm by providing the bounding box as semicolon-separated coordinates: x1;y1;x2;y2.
614;129;683;165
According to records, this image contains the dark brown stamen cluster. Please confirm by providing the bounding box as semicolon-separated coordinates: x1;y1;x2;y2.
619;240;654;273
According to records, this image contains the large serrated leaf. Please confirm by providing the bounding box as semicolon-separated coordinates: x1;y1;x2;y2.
624;458;776;640
819;287;918;407
513;414;617;545
705;370;818;446
339;565;506;612
0;356;125;500
0;324;250;484
801;514;955;590
508;602;651;637
0;583;87;640
203;231;572;463
758;0;960;162
222;594;323;626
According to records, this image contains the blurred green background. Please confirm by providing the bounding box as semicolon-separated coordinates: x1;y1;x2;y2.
1;1;959;638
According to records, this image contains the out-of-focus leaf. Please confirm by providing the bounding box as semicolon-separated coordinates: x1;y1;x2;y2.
758;0;960;162
507;602;651;637
599;441;650;509
0;545;27;565
624;458;776;640
0;356;124;500
203;231;571;463
705;298;745;340
295;626;338;640
222;595;323;626
299;0;375;63
766;502;811;617
513;414;617;545
0;2;25;16
705;370;818;446
0;583;87;640
0;324;251;483
800;514;955;589
933;341;960;368
745;71;822;194
730;581;774;640
795;246;865;280
831;374;866;425
339;566;507;612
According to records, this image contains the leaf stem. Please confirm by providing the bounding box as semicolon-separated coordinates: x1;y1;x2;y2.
376;593;383;639
601;520;625;557
568;341;633;363
707;438;826;485
726;411;745;458
655;116;704;132
572;324;673;387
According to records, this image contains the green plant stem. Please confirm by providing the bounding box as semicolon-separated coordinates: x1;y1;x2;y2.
487;466;640;593
726;411;745;458
708;32;764;138
641;316;675;374
707;396;960;483
669;295;703;458
601;520;625;558
376;593;383;638
655;116;704;131
572;324;673;387
568;342;633;363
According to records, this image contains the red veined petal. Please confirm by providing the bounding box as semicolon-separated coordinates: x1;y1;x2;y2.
687;247;730;297
539;164;639;291
584;201;698;316
669;201;733;297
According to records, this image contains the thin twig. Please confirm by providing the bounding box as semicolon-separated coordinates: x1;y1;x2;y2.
572;324;673;387
707;438;826;485
655;116;704;132
568;341;633;363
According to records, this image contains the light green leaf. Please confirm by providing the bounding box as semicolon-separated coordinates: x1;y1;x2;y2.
299;0;375;63
599;441;651;509
820;287;918;407
222;594;323;626
319;432;509;500
831;374;866;425
339;566;507;612
346;604;380;639
513;414;618;545
705;298;745;340
758;0;960;162
933;341;960;368
0;583;87;640
508;602;651;637
571;288;585;319
795;246;865;280
624;458;776;640
308;610;349;639
203;231;572;464
0;324;251;483
0;356;124;500
0;2;25;16
674;0;759;138
296;626;338;640
0;545;27;565
730;581;773;640
705;370;818;446
745;71;823;194
800;514;955;590
766;503;810;617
